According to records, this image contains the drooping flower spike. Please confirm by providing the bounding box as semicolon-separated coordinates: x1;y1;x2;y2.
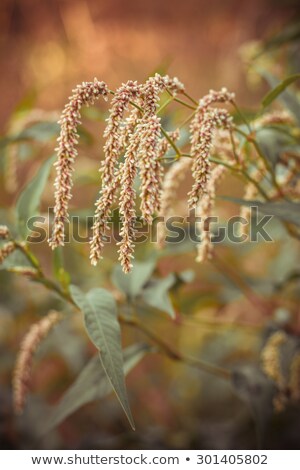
49;78;237;272
49;79;109;249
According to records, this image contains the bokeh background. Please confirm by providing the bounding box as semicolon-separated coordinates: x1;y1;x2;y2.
1;0;299;130
1;0;300;450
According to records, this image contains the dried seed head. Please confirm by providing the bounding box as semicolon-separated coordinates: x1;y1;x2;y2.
13;311;62;414
213;129;241;164
188;108;232;208
138;115;162;224
154;129;181;213
137;75;184;223
261;331;287;387
254;110;294;128
89;181;120;267
117;125;141;273
49;79;108;250
101;81;141;185
0;241;16;264
198;87;235;111
157;156;192;249
0;225;10;240
120;105;141;149
195;164;227;262
157;129;180;160
141;74;184;116
90;81;141;266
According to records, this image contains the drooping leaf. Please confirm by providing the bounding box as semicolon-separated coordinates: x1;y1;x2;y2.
15;155;55;238
255;128;294;167
70;285;135;429
260;71;300;123
221;197;300;227
111;260;156;299
231;365;276;446
141;274;176;318
261;73;300;108
40;343;149;434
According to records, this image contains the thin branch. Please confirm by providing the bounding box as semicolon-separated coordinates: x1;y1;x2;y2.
120;315;231;380
211;253;271;316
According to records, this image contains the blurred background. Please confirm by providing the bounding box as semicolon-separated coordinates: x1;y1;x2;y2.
0;0;299;129
1;0;300;451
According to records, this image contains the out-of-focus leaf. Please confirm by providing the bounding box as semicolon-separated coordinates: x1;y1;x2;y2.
176;269;195;284
13;90;37;114
141;274;176;318
0;249;31;271
259;22;300;55
70;285;135;429
40;343;149;434
81;106;107;122
232;365;276;446
111;260;156;299
148;57;173;79
15;121;60;142
260;71;300;124
255;128;294;167
77;125;94;145
15;155;55;238
221;197;300;227
261;74;300;108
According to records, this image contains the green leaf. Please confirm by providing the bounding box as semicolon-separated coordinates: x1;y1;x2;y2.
15;155;55;238
231;365;276;447
16;121;60;142
13;90;37;114
221;197;300;227
111;260;156;299
177;270;195;284
259;71;300;123
70;285;135;429
40;343;149;434
141;274;176;318
262;73;300;108
256;128;294;167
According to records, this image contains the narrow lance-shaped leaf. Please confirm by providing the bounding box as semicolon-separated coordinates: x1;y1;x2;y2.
261;73;300;108
70;285;135;429
221;197;300;227
40;343;150;435
259;70;300;123
15;155;55;238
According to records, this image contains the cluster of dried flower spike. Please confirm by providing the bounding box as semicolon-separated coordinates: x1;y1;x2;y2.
261;330;300;412
48;75;236;272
